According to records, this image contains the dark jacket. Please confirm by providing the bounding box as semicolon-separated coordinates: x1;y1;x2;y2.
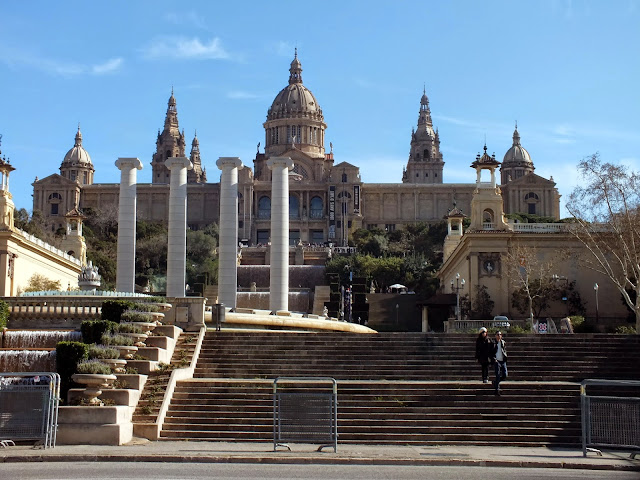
475;335;492;363
491;339;508;361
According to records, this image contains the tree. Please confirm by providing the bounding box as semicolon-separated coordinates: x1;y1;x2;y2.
24;273;61;292
505;242;564;321
566;154;640;332
471;285;494;319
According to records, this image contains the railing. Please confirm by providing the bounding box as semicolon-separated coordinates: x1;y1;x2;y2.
0;372;60;448
15;229;82;266
273;377;338;453
482;222;496;230
0;295;162;322
512;223;568;233
444;318;530;333
581;379;640;458
309;210;324;219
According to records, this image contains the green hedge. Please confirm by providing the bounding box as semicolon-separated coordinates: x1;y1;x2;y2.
81;319;117;344
0;299;9;329
56;341;89;403
101;300;135;323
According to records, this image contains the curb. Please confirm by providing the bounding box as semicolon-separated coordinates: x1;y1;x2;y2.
1;454;639;471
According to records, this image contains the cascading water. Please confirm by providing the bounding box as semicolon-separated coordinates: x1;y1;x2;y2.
3;330;81;349
0;350;56;372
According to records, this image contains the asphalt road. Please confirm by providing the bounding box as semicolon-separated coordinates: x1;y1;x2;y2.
1;463;637;480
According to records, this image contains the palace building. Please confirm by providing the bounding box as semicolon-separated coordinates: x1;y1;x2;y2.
32;52;560;246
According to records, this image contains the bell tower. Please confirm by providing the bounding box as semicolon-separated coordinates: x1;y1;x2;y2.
403;88;444;184
151;90;186;184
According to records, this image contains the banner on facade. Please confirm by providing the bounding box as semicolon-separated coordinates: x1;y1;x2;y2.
353;185;360;214
328;185;336;239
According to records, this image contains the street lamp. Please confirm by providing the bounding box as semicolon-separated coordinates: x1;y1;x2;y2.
594;283;599;324
451;273;466;321
395;303;399;324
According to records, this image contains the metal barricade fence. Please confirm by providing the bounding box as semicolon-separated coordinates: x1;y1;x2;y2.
581;379;640;458
273;377;338;452
0;372;60;448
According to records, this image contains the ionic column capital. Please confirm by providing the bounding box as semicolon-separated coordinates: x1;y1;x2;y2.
165;157;193;171
115;157;143;170
266;156;294;171
216;157;243;170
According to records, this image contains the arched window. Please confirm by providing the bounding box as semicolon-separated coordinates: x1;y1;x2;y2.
525;192;539;214
423;149;430;160
482;209;494;228
258;196;271;219
289;194;300;219
310;196;323;219
48;193;62;216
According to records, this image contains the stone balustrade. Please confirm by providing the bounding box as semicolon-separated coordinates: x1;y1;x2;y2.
15;229;82;265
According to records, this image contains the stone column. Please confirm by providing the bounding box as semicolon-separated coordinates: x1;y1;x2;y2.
267;156;294;312
216;157;243;309
115;158;142;293
165;157;193;298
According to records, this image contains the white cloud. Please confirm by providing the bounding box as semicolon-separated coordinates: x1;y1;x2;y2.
141;36;229;60
0;46;123;76
91;57;123;75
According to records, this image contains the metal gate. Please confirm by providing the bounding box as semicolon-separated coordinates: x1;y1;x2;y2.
0;372;60;448
273;377;337;452
581;379;640;458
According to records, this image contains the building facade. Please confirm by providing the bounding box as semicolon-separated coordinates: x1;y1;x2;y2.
33;53;560;245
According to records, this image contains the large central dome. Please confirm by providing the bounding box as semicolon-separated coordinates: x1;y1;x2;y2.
262;51;328;161
267;52;324;122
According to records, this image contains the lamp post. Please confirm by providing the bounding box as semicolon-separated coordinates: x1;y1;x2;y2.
395;303;399;325
594;283;599;324
450;273;466;321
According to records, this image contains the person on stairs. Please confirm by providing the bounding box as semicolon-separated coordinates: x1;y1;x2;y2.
491;331;508;396
475;327;492;383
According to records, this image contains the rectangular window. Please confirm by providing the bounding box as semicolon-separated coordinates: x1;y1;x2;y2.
289;230;300;246
385;224;396;232
257;229;269;245
311;230;324;243
528;203;536;214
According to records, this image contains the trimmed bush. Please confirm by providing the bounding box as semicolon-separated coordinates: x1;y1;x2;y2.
0;299;9;329
615;325;637;334
56;341;89;402
101;300;135;323
130;302;161;313
115;323;143;334
81;320;117;344
76;359;112;375
101;332;135;346
87;344;119;360
122;311;155;322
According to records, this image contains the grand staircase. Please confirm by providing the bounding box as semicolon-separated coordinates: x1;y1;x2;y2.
158;332;640;446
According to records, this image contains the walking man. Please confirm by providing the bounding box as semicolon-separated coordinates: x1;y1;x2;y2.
491;331;508;396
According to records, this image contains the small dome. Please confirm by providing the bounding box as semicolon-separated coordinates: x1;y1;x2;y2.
503;127;532;165
61;127;92;168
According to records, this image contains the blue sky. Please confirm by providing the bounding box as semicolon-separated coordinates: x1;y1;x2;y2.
1;1;639;218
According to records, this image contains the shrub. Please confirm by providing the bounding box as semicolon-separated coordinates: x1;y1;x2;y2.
87;344;119;360
615;325;637;334
569;315;594;333
76;359;112;375
101;332;134;346
125;366;139;374
101;300;135;322
56;341;89;401
122;311;155;322
130;302;161;313
81;320;117;344
115;323;143;334
0;299;9;329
